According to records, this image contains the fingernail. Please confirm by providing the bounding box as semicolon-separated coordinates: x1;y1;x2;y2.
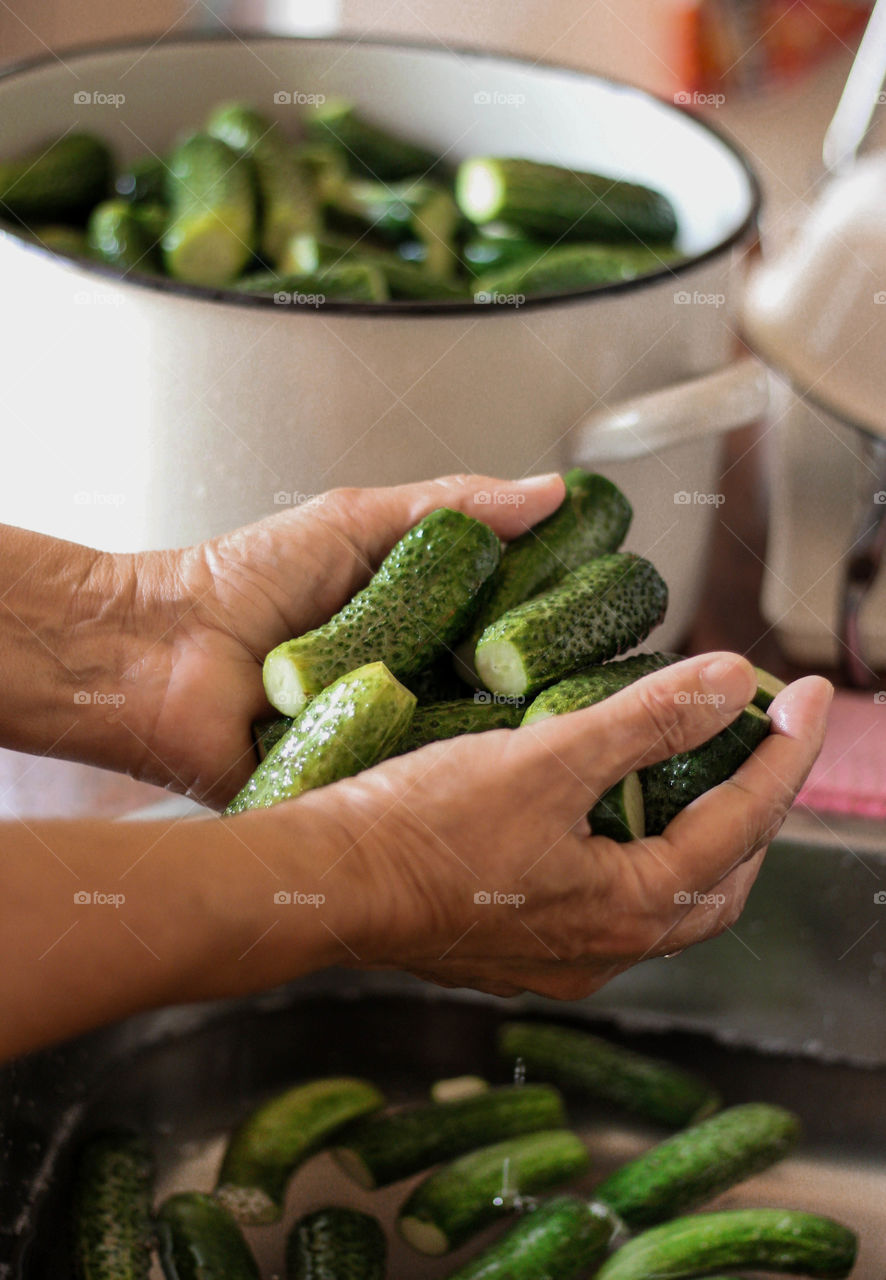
699;655;755;710
515;472;562;488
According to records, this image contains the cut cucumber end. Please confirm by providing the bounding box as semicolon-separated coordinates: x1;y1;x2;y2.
163;210;252;287
214;1183;278;1225
332;1146;376;1189
262;645;313;717
475;638;528;697
456;158;503;223
590;771;645;843
398;1215;450;1256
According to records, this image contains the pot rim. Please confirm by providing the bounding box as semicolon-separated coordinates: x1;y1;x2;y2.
0;30;763;318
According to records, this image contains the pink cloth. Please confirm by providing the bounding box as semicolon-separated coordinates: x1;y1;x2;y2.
797;691;886;819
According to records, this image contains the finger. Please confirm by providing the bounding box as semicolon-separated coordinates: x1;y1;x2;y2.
523;653;757;800
657;846;767;956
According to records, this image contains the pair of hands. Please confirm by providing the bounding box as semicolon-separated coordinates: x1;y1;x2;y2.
97;472;830;1001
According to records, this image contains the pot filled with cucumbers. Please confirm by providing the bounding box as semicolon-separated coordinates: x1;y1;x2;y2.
0;35;759;649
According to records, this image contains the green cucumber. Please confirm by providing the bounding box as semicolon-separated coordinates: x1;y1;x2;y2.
431;1075;490;1103
398;1129;591;1255
234;261;388;301
454;469;632;684
595;1209;857;1280
162;134;257;286
0;133;112;225
293;141;348;202
475;553;668;698
263;508;501;717
595;1103;801;1227
156;1192;258;1280
477;242;679;299
393;696;524;755
753;666;787;710
206;102;318;265
641;703;771;836
462;229;549;277
403;656;474;704
498;1022;719;1126
443;1195;615;1280
285;1207;386;1280
31;225;91;256
87;199;165;271
333;1083;566;1189
225;661;415;813
327;178;459;278
307;96;439;180
590;771;644;843
282;232;467;299
521;652;681;724
456;157;678;245
72;1130;154;1280
253;714;292;762
115;155;167;206
215;1076;383;1223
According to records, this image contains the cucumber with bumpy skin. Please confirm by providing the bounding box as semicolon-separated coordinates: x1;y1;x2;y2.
307;96;439;180
263;508;501;717
595;1209;857;1280
475;553;667;698
443;1195;616;1280
327;178;459;278
156;1192;258;1280
595;1103;801;1227
285;1207;386;1280
215;1077;384;1223
498;1021;719;1126
73;1130;154;1280
455;470;632;683
590;771;644;842
333;1083;566;1189
393;696;524;755
456;156;678;245
477;242;679;299
753;666;786;711
641;704;771;836
398;1129;591;1254
162;134;257;286
253;714;291;762
226;662;415;813
0;133;112;225
522;651;681;724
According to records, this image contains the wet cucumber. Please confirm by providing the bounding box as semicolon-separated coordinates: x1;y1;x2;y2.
87;199;165;271
477;242;679;299
594;1103;801;1227
285;1207;386;1280
162;134;257;286
333;1083;566;1189
115;155;167;205
456;157;678;245
590;771;644;842
263;508;501;717
307;96;439;180
72;1130;154;1280
225;662;415;813
0;133;112;225
234;261;388;301
641;704;771;836
398;1129;591;1254
498;1022;719;1126
521;652;681;724
455;470;632;683
156;1192;259;1280
443;1195;615;1280
393;696;524;755
475;553;668;698
215;1076;384;1223
753;666;786;711
253;714;291;762
595;1209;857;1280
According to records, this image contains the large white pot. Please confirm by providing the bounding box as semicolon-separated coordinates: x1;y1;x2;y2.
0;36;761;648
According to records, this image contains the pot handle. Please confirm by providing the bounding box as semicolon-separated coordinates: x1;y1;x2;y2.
570;355;769;463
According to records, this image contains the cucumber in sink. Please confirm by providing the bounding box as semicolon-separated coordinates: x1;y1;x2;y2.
72;1130;154;1280
215;1076;384;1223
262;508;501;717
156;1192;258;1280
225;663;415;814
641;703;771;836
521;651;681;724
589;771;644;843
595;1209;857;1280
474;552;668;698
333;1083;566;1189
497;1021;720;1126
443;1195;616;1280
398;1129;590;1254
285;1207;386;1280
454;469;632;684
162;133;257;286
456;156;678;245
0;132;113;224
306;96;440;180
594;1103;801;1227
393;696;524;755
